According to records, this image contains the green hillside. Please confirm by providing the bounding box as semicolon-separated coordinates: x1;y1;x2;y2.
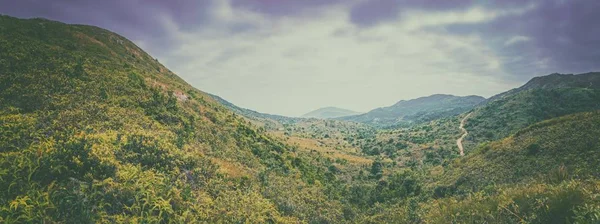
464;73;600;152
416;111;600;223
2;15;600;223
0;15;344;223
439;111;600;192
487;73;600;102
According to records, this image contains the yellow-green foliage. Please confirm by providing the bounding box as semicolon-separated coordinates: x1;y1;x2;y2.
467;87;600;148
423;180;600;224
2;15;600;223
0;15;333;223
435;111;600;196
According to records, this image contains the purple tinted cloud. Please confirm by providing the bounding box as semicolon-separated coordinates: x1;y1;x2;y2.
430;0;600;79
349;0;475;27
0;0;599;80
350;0;400;27
531;1;600;72
231;0;345;16
3;1;213;34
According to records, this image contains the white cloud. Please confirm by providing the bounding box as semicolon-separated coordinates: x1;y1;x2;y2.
535;58;551;69
150;1;524;116
505;35;531;46
401;3;537;31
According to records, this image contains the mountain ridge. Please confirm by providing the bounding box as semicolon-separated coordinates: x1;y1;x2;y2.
464;72;600;151
339;94;485;127
208;93;303;123
487;72;600;102
301;106;361;119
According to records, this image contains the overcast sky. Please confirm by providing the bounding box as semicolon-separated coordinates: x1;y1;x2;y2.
2;0;600;116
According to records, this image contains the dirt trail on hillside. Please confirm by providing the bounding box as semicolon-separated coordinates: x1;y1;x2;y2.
457;113;472;156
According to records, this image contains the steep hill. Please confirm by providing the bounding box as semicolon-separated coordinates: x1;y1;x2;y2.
340;94;485;127
406;111;600;223
464;72;600;151
302;107;361;119
487;72;600;102
0;15;343;223
437;110;600;194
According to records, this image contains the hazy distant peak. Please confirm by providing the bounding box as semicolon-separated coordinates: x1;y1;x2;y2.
340;94;485;127
302;107;361;119
392;94;485;106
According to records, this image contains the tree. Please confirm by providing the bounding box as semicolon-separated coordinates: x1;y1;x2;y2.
370;158;384;179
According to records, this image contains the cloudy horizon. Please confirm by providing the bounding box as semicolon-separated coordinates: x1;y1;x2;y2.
2;0;599;116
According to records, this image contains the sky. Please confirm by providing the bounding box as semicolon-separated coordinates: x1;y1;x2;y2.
1;0;600;116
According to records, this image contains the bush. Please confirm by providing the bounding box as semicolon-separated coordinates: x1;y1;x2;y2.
526;143;542;155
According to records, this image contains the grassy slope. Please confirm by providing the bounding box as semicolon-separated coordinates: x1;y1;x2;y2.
465;74;600;152
328;111;600;223
437;111;600;193
410;111;600;223
343;73;600;169
0;16;344;223
2;15;600;223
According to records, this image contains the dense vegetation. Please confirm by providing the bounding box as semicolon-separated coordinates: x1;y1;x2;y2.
336;115;463;169
2;15;600;223
465;74;600;152
0;16;343;223
421;111;600;223
438;111;600;190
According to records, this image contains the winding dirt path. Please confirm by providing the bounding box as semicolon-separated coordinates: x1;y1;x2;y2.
456;113;472;156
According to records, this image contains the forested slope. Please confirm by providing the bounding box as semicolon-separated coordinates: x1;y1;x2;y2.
465;73;600;151
0;15;340;223
418;111;600;223
2;15;600;223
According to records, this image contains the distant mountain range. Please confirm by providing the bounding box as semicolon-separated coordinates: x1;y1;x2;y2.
210;72;600;132
339;94;486;127
301;107;361;119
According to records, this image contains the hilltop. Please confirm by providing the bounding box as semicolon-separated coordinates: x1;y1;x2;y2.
301;106;361;119
340;94;485;127
464;72;600;152
488;72;600;102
